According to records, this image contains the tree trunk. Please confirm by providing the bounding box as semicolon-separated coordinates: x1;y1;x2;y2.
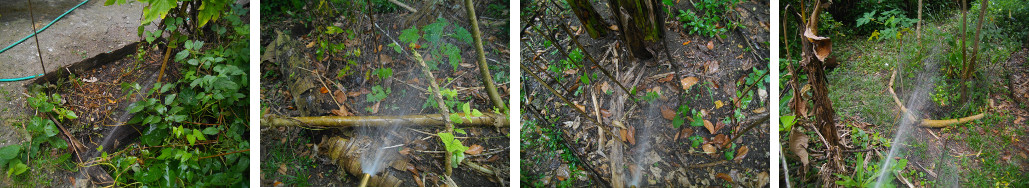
609;0;661;59
566;0;610;38
959;0;989;103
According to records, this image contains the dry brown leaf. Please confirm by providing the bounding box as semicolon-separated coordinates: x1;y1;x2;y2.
399;147;411;155
627;125;636;146
711;134;729;147
704;120;715;134
716;173;733;182
661;105;677;120
620;129;628;143
573;103;586;113
735;145;749;162
714;100;724;109
319;87;329;94
705;61;720;75
752;107;767;114
804;28;832;62
600;109;612;118
657;74;675;83
600;82;611;94
609;25;619;31
563;68;578;75
333;90;347;103
681;77;699;91
675;128;695;142
789;127;811;167
465;144;484;155
706;41;715;50
377;44;383;53
277;164;288;175
715;121;726;134
306;41;316;48
702;144;718;156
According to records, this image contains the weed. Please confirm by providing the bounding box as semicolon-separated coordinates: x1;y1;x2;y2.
674;0;741;38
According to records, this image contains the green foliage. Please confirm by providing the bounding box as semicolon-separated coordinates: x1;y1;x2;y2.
365;85;391;103
398;18;471;71
675;0;741;38
856;9;918;41
779;115;796;132
438;132;468;168
835;154;905;188
373;68;393;81
671;103;690;128
992;0;1029;45
449;103;484;124
688;136;704;148
109;2;249;186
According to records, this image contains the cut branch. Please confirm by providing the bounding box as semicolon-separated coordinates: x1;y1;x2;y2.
887;70;986;128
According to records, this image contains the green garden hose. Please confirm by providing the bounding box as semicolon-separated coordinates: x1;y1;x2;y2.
0;0;89;82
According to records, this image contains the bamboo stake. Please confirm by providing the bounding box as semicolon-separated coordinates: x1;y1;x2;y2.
414;49;455;176
261;113;507;128
464;0;507;112
887;70;986;128
358;173;371;187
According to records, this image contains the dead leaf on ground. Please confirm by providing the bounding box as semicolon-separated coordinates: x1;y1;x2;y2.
277;164;288;175
609;25;619;31
704;119;715;134
620;129;628;143
319;87;329;94
306;41;316;48
600;109;612;118
369;101;381;114
661;105;676;120
657;74;675;83
735;145;749;162
702;144;718;156
707;41;715;50
681;77;699;91
391;160;410;171
573;102;586;113
399;147;411;155
716;173;733;182
465;144;484;155
675;128;694;142
333;90;347;103
600;82;611;93
704;61;720;75
714;121;726;134
715;100;724;109
711;134;729;147
627;125;636;146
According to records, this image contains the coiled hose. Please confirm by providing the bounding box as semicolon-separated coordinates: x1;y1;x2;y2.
0;0;90;81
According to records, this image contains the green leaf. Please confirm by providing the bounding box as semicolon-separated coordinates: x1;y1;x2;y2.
197;0;228;27
193;129;206;141
7;160;27;177
423;18;448;43
325;26;344;34
780;115;796;132
0;145;21;160
399;26;420;45
454;26;473;44
455;128;466;135
187;134;196;145
470;109;483;117
388;43;402;53
202;127;219;135
43;120;59;137
443;43;462;69
175;50;189;62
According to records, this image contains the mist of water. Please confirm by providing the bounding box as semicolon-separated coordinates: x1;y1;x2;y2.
359;124;401;175
628;105;658;187
874;49;939;188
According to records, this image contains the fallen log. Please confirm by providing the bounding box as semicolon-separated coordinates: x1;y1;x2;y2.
261;113;508;128
887;70;986;128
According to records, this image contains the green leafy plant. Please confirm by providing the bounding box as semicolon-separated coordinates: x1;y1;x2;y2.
366;85;391;103
836;154;905;188
450;103;484;124
438;132;469;168
397;18;472;71
856;9;918;41
103;2;250;186
675;0;741;38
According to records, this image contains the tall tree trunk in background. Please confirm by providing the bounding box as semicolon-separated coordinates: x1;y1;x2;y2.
566;0;610;38
917;0;922;40
609;0;662;59
959;0;989;103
